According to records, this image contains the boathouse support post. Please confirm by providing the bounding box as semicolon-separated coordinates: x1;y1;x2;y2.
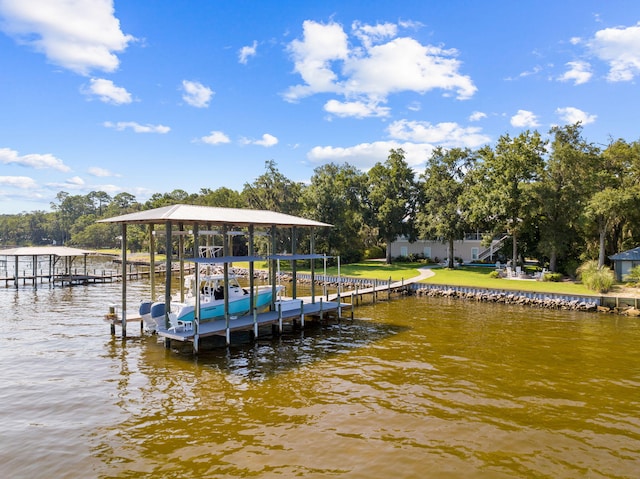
164;221;172;348
291;226;297;299
300;300;305;329
179;223;185;302
193;224;200;354
120;223;127;338
310;230;316;303
14;255;18;289
278;302;283;333
270;225;277;308
149;224;155;300
249;225;258;337
223;224;231;346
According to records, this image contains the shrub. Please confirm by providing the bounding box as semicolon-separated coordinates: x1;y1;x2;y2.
624;265;640;286
577;260;615;293
542;272;563;282
364;246;385;259
488;270;500;279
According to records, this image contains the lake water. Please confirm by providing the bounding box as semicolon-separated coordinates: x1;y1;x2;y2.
1;278;639;478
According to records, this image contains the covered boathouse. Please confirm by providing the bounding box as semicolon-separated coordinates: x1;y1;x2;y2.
98;204;338;353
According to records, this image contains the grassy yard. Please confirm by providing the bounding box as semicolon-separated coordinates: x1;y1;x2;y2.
419;266;596;295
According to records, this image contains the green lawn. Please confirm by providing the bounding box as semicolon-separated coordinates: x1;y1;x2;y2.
419;266;596;295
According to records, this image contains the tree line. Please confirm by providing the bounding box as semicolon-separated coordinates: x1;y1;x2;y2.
1;123;639;275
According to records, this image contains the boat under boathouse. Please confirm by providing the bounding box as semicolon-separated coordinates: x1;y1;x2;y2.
98;204;344;352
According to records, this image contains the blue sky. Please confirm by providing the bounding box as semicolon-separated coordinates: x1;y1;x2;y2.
1;0;640;214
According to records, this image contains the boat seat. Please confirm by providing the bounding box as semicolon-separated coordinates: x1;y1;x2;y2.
168;313;192;332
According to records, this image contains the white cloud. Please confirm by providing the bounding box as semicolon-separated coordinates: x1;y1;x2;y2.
0;147;71;171
0;0;135;75
201;130;231;145
88;166;120;177
0;175;37;188
285;20;476;117
239;40;257;64
247;133;278;147
351;20;397;48
181;80;214;108
387;120;490;148
558;61;592;85
307;141;434;171
469;111;487;121
66;176;85;186
588;22;640;81
324;99;390;118
83;78;132;104
103;121;170;133
510;109;539;128
555;106;597;125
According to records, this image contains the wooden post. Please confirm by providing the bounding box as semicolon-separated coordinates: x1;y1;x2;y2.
32;255;37;290
164;221;172;348
120;223;127;338
149;224;155;300
223;224;231;346
291;226;297;299
193;223;199;354
278;302;283;333
300;300;305;329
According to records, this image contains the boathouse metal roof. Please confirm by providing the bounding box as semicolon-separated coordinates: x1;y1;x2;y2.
98;204;332;228
0;246;96;257
609;246;640;261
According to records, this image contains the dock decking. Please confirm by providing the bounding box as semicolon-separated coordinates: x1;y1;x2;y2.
156;299;350;343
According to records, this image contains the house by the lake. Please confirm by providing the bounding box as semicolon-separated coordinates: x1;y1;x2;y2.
389;233;508;264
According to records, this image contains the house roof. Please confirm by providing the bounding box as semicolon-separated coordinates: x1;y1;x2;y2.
98;204;332;228
609;246;640;261
0;246;96;257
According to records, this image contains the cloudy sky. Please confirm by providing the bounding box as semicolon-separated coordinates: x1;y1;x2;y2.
1;0;640;213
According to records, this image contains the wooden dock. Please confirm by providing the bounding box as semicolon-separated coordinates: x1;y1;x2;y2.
157;299;350;344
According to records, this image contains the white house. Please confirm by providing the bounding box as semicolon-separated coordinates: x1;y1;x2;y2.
389;233;508;264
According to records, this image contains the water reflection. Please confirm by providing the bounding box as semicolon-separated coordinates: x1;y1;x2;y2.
1;281;639;478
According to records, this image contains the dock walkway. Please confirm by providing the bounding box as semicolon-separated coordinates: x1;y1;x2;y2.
157;299;349;342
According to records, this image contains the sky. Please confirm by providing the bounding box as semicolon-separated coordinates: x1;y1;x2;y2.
1;0;640;214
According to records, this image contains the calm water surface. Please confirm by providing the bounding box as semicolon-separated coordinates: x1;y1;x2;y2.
1;279;639;478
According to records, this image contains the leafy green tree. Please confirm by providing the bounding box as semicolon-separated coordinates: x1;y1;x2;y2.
417;147;476;268
302;162;367;263
537;124;600;272
366;148;417;264
196;187;244;207
583;139;640;266
470;131;547;267
144;189;190;209
242;160;302;215
87;191;112;216
242;160;304;255
105;192;140;217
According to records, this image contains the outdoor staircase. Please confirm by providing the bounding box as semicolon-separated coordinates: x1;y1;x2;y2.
477;235;509;261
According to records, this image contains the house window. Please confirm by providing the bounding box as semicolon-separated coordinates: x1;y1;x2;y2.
423;247;431;259
400;246;408;257
471;247;479;261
